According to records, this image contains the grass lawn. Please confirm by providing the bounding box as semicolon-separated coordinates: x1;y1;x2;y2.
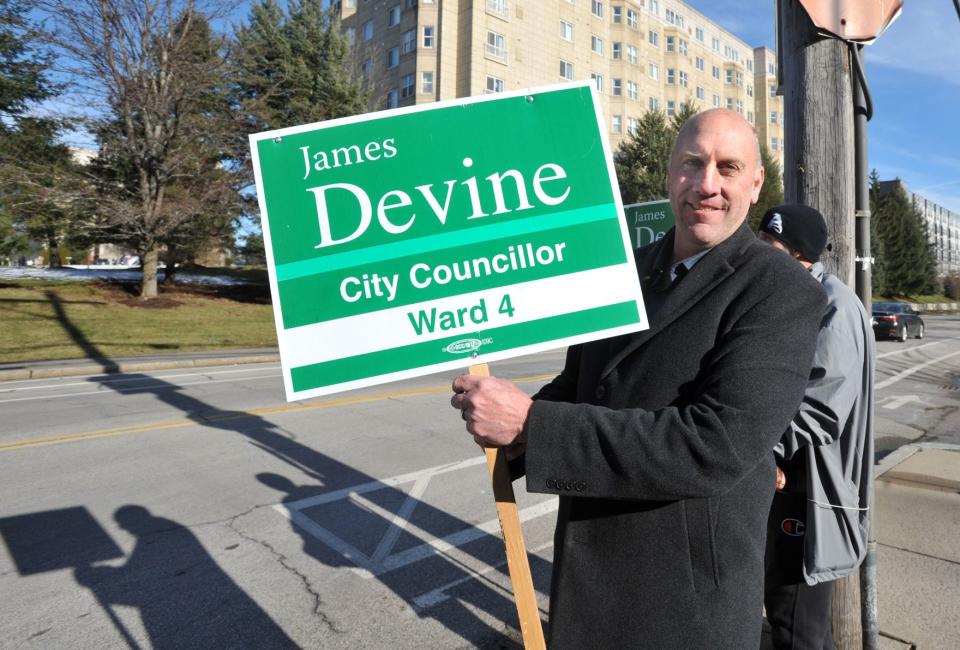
0;279;277;363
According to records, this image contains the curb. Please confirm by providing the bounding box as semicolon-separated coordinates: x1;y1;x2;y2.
0;353;281;382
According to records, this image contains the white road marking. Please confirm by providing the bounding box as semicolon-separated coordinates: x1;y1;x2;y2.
272;457;558;579
875;349;960;390
412;541;553;610
876;339;958;360
881;394;923;410
0;364;281;392
0;373;283;404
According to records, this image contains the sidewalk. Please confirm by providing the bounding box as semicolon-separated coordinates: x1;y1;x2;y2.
0;348;280;381
761;444;960;649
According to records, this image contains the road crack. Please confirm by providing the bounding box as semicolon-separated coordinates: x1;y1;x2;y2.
226;508;344;635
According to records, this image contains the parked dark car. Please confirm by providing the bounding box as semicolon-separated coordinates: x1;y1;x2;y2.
872;302;924;342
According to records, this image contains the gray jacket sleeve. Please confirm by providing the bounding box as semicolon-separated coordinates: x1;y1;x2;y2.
776;300;865;460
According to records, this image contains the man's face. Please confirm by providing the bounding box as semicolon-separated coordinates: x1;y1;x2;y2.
667;110;764;258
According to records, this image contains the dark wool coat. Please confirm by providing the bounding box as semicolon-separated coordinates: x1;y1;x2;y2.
523;222;826;649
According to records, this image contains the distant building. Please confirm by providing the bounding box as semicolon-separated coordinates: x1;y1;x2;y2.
879;179;960;277
336;0;785;167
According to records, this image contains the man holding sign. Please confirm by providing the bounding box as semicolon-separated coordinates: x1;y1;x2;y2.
452;109;825;647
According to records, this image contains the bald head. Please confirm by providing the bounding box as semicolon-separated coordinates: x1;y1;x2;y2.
671;109;762;176
666;108;766;260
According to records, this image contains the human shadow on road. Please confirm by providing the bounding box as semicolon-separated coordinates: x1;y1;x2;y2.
74;505;297;649
57;308;549;645
0;504;294;649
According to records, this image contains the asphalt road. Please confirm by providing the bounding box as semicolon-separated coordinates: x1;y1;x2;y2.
0;316;958;649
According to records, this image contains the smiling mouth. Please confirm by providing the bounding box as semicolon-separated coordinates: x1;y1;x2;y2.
688;203;726;213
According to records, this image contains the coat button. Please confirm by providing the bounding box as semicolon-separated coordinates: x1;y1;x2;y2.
546;478;556;489
575;482;586;492
595;384;606;400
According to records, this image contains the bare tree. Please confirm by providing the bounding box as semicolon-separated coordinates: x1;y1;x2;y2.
37;0;238;297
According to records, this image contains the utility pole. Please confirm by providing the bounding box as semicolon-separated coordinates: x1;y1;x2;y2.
778;1;861;647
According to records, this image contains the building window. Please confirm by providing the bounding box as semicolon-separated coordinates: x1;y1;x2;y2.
747;84;753;97
486;75;504;93
627;45;638;64
402;29;416;54
560;20;574;41
626;8;637;27
486;31;506;59
666;68;675;84
649;63;659;80
560;59;573;80
770;111;777;124
648;0;659;15
423;25;434;48
713;94;720;107
592;0;603;18
696;85;704;100
736;71;743;86
736;99;743;113
388;4;401;26
648;30;659;47
363;20;374;41
612;42;621;59
770;84;777;97
712;65;720;80
649;96;660;111
612;6;622;23
695;56;704;71
747;110;754;123
667;100;675;116
400;73;415;98
611;114;622;134
695;26;704;42
360;58;371;80
421;71;434;94
591;35;603;55
679;39;688;55
771;137;778;151
768;63;776;75
404;0;416;7
592;73;603;91
678;70;688;87
627;80;638;99
665;8;681;25
628;116;637;134
747;59;753;72
387;87;399;108
612;78;622;95
387;46;399;68
726;97;733;109
712;36;721;52
487;0;508;16
666;36;674;52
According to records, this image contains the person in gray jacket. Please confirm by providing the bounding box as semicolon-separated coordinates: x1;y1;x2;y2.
757;204;875;650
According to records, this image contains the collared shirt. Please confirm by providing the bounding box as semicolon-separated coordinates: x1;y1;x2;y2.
670;249;710;282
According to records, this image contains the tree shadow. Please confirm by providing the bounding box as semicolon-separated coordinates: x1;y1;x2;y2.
49;292;550;645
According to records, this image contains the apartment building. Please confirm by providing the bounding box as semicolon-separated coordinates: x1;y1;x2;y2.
879;180;960;277
337;0;784;166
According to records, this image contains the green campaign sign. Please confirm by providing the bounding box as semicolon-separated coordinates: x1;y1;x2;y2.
250;81;648;401
624;199;674;250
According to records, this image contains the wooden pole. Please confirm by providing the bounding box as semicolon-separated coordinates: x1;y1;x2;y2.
469;362;546;650
779;2;862;647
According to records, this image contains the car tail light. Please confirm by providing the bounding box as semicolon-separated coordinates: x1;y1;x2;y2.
880;315;898;323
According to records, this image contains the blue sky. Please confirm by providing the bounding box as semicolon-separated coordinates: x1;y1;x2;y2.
684;0;960;214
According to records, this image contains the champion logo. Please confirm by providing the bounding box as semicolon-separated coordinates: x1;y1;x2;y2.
781;518;806;537
768;213;784;234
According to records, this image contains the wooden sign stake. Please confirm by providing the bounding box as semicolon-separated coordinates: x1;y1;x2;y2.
469;362;546;650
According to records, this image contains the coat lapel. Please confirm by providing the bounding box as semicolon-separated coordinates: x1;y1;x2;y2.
600;222;755;381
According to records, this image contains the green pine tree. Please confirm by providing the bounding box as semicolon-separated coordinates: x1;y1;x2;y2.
615;103;700;206
872;179;938;297
747;143;784;231
868;170;887;294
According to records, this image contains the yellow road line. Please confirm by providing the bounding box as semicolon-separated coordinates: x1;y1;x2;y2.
0;373;556;453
